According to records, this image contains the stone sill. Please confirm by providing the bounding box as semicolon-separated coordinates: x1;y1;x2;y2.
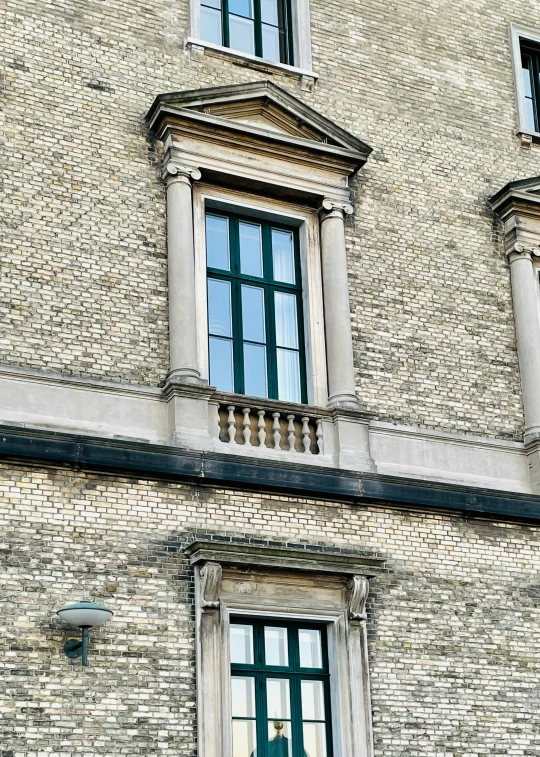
186;38;318;90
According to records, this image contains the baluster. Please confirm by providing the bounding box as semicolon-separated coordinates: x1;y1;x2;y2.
242;408;252;446
301;416;312;454
287;414;296;452
257;410;266;447
316;418;324;455
272;412;281;450
227;405;237;444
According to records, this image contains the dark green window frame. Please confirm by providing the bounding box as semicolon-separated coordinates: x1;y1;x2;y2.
206;208;308;404
521;41;540;133
230;617;333;757
200;0;294;66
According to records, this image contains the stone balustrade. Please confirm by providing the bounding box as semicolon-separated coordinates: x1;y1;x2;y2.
211;395;326;455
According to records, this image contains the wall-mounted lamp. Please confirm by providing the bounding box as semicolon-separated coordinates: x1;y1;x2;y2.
57;600;113;666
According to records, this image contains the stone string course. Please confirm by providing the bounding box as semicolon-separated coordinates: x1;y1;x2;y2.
0;0;537;436
0;462;539;756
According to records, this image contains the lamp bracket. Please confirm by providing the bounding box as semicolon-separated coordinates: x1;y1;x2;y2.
64;639;83;659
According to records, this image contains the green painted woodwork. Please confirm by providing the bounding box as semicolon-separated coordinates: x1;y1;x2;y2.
206;209;307;404
231;617;333;757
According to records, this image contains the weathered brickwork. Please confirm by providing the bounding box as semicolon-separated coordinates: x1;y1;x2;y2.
1;462;539;756
1;0;539;435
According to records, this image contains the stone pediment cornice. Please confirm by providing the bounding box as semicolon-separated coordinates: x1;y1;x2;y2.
146;80;372;171
489;175;540;219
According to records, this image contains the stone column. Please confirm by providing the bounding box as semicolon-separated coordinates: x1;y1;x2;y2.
164;162;216;449
319;199;359;408
165;163;204;385
319;199;376;472
508;243;540;437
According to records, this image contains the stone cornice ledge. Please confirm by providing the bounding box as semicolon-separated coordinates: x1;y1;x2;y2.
184;539;386;575
1;425;540;523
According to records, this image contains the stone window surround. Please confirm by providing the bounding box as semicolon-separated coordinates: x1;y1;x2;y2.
185;540;384;757
490;176;540;493
187;0;316;88
147;81;376;471
510;22;540;144
193;183;328;408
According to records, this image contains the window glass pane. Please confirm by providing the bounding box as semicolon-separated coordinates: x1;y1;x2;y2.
208;279;232;337
277;349;301;403
525;98;536;133
272;229;295;283
209;337;234;392
522;59;533;97
242;285;265;343
274;292;298;348
266;678;290;718
232;676;256;717
267;720;292;755
229;15;255;54
299;629;322;668
264;626;288;666
239;222;263;277
233;720;257;757
301;680;325;720
302;722;327;757
230;624;254;664
262;24;281;63
243;343;268;397
261;0;279;24
229;0;253;17
201;5;223;44
206;215;230;270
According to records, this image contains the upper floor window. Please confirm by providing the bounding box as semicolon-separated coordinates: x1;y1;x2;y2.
200;0;293;64
520;41;540;133
206;209;307;403
230;617;332;757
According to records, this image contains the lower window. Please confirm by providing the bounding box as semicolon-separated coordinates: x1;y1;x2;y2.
230;617;332;757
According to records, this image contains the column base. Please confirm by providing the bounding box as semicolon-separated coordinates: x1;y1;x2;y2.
164;380;215;450
166;368;208;387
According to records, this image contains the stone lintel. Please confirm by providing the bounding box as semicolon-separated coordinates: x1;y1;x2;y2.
184;539;386;575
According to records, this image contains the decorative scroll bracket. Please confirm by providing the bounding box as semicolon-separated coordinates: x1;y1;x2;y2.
347;575;369;622
200;561;222;610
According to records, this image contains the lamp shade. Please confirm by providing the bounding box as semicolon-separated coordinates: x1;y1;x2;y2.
57;600;113;628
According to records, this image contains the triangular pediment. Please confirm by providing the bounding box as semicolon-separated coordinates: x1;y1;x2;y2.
147;80;371;159
490;175;540;212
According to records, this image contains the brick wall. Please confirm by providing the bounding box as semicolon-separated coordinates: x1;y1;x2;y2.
1;0;539;437
1;462;539;756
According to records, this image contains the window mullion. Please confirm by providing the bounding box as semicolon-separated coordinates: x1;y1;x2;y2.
533;52;540;133
254;0;263;58
222;0;230;47
284;0;294;64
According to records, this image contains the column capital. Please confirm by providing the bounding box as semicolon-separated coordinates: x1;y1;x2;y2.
507;241;540;263
163;162;202;186
319;198;354;219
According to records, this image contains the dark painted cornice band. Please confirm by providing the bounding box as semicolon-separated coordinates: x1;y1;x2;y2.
0;425;539;524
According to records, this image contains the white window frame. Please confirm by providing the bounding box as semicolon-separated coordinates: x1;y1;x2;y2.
193;182;329;407
187;0;316;78
510;22;540;138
